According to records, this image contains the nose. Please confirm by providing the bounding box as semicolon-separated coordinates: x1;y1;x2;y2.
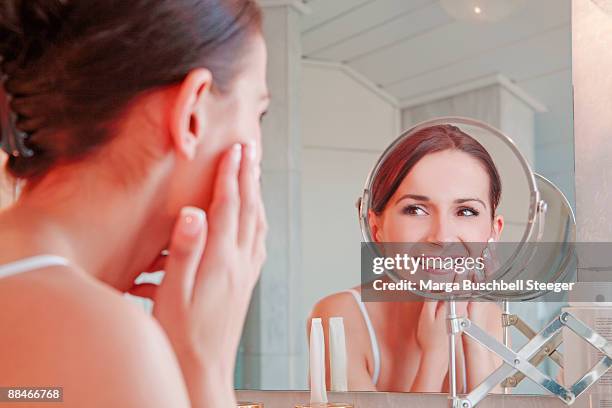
425;213;457;245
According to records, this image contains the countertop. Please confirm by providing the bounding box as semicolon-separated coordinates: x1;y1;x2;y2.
236;390;568;408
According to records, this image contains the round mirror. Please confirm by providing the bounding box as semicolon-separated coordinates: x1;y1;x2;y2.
481;173;576;300
357;117;546;301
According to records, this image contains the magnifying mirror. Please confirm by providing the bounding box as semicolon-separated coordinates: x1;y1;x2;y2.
481;173;576;301
357;116;558;301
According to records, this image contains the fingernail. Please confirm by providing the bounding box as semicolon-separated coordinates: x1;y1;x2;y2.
180;207;205;236
231;143;242;165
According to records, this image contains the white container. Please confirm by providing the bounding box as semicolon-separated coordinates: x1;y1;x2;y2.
329;317;348;392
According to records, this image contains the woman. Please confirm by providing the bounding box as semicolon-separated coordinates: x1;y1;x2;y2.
0;1;267;407
311;125;504;393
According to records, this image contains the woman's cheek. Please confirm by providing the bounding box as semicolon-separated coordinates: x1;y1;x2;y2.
457;219;493;242
387;218;428;242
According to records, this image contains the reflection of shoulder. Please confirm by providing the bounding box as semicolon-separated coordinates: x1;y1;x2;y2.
311;289;361;321
0;268;189;407
309;288;375;342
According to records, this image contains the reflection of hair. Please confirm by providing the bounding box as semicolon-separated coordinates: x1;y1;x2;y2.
0;0;261;179
371;124;502;218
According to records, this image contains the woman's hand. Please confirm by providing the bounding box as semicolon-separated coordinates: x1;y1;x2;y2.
463;301;503;392
131;143;267;407
416;301;449;354
412;300;469;392
416;301;468;353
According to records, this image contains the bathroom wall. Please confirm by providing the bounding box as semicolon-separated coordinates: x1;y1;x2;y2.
300;60;399;371
527;70;575;210
573;0;612;242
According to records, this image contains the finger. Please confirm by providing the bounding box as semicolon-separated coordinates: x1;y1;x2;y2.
252;181;268;267
144;252;167;273
483;240;500;280
160;207;207;308
207;143;242;249
436;300;447;318
421;300;438;320
487;251;501;281
238;142;258;247
465;264;480;286
127;283;158;300
455;301;468;317
452;266;463;285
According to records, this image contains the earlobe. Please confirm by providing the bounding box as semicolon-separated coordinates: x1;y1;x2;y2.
491;215;504;241
170;68;212;160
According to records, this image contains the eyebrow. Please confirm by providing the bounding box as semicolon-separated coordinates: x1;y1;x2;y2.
454;197;488;209
395;194;488;209
261;92;271;102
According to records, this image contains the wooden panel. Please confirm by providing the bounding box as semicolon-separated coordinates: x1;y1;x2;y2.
301;0;373;32
303;0;432;56
347;0;569;86
309;1;451;61
387;25;570;101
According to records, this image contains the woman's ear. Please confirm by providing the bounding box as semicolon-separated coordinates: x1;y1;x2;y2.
491;215;504;241
170;68;213;160
368;209;382;242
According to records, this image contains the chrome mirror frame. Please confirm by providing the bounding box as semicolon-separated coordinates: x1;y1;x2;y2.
356;116;542;300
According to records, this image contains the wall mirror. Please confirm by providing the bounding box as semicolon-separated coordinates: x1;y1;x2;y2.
238;0;574;396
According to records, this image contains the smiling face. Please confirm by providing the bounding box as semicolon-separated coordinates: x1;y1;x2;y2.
370;149;504;244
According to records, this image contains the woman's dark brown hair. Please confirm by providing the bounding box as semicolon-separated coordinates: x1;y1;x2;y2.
371;124;502;218
0;0;261;179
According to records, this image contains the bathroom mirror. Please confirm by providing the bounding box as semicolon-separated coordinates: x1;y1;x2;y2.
238;0;574;396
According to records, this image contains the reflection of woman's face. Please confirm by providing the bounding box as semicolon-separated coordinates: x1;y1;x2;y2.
372;149;503;243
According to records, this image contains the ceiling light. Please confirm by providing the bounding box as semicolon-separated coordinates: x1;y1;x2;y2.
440;0;528;23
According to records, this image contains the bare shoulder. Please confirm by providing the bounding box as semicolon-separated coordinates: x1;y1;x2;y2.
310;289;362;323
0;266;190;408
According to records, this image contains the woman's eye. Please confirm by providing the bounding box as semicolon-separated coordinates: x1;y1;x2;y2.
402;205;428;216
457;207;479;217
259;111;268;123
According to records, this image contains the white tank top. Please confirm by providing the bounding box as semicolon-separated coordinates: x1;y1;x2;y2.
345;289;381;385
0;255;70;279
345;289;467;392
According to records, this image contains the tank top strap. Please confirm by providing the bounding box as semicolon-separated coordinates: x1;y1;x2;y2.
344;288;381;386
0;255;70;279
